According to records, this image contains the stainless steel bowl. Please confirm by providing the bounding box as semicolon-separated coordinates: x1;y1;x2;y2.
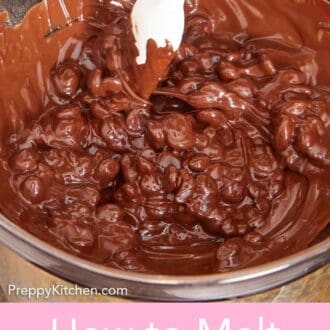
0;0;329;302
0;212;329;301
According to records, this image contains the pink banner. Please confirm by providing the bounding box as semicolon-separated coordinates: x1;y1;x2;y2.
0;303;328;330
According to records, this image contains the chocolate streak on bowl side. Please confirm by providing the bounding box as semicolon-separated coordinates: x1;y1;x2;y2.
0;0;329;275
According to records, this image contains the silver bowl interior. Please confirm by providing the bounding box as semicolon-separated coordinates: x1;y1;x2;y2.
0;0;40;25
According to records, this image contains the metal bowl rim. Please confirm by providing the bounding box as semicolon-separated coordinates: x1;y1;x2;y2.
0;211;329;286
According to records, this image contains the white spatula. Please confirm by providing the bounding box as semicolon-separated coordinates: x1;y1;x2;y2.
130;0;185;98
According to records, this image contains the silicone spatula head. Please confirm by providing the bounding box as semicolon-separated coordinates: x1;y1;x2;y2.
130;0;185;99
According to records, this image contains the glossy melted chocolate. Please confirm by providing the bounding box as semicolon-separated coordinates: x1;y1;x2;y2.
0;0;329;274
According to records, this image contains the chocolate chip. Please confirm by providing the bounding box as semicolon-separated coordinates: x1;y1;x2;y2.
164;114;194;151
96;159;120;182
9;149;39;173
52;62;81;97
20;176;45;203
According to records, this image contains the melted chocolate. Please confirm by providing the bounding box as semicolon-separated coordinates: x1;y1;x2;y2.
0;0;329;275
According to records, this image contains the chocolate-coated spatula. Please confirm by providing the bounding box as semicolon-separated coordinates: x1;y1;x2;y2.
130;0;185;99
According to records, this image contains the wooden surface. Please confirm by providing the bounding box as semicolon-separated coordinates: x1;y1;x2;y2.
0;244;329;302
234;264;330;302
